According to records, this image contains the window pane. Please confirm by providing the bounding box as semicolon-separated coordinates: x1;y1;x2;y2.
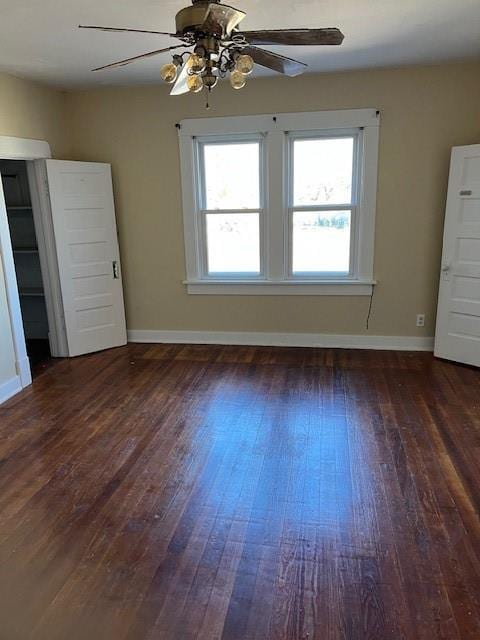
293;137;354;206
292;211;351;274
203;142;260;210
206;213;260;274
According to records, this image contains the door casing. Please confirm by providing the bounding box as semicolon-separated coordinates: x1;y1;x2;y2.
0;137;53;390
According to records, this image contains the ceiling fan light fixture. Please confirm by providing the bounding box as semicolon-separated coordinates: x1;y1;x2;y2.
235;54;254;75
160;62;179;84
230;69;246;90
187;74;204;93
82;1;345;105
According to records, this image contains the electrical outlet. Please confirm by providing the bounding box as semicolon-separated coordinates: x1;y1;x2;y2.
416;314;425;328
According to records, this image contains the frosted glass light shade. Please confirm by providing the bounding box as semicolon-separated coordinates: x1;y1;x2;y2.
235;54;254;75
188;53;206;73
160;63;178;84
230;69;246;90
187;74;203;93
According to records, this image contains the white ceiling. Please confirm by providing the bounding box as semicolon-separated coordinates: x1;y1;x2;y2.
1;0;479;88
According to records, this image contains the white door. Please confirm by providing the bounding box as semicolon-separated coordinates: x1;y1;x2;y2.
435;145;480;367
45;160;127;357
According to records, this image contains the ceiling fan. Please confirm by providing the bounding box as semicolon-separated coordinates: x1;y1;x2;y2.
79;0;344;101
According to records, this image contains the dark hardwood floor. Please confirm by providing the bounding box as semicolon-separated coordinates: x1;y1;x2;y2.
0;343;479;640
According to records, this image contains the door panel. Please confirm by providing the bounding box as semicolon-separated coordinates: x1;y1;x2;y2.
435;145;480;367
45;160;127;357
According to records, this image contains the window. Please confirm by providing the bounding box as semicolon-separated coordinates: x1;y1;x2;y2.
199;138;263;276
290;134;356;276
179;110;379;295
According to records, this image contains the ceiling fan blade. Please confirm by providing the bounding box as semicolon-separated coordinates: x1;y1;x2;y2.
92;44;186;72
201;3;246;38
242;46;307;77
79;25;179;38
239;28;344;46
170;61;190;95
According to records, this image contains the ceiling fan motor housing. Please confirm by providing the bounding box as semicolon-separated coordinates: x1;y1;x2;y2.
175;1;245;39
176;4;210;35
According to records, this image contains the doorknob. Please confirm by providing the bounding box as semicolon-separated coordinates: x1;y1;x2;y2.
441;264;451;281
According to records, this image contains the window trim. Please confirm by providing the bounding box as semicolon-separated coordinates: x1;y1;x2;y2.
178;109;380;296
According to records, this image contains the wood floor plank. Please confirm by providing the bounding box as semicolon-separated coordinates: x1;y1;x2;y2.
0;344;479;639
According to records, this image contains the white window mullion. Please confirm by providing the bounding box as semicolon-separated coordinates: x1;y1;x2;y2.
291;203;355;213
266;130;287;280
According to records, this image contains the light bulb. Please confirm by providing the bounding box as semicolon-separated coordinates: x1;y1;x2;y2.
235;54;254;75
187;74;203;93
230;69;246;90
160;62;178;84
187;53;206;74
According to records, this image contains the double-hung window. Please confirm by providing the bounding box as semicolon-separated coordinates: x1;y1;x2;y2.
197;136;265;277
179;109;379;295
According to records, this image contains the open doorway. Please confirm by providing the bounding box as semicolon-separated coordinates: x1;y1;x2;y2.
0;160;51;376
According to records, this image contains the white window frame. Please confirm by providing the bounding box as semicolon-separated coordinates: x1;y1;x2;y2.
287;129;361;279
178;109;380;296
195;133;267;279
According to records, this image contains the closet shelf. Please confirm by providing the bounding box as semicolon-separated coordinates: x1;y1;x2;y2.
13;248;39;254
19;287;45;298
7;205;32;210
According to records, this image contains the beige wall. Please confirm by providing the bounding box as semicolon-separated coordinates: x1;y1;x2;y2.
0;72;68;389
65;61;480;337
0;72;69;157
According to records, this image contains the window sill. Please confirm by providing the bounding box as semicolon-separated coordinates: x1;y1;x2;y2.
183;279;376;296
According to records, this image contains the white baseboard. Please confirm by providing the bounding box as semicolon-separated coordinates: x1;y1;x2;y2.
0;375;22;405
127;330;434;352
